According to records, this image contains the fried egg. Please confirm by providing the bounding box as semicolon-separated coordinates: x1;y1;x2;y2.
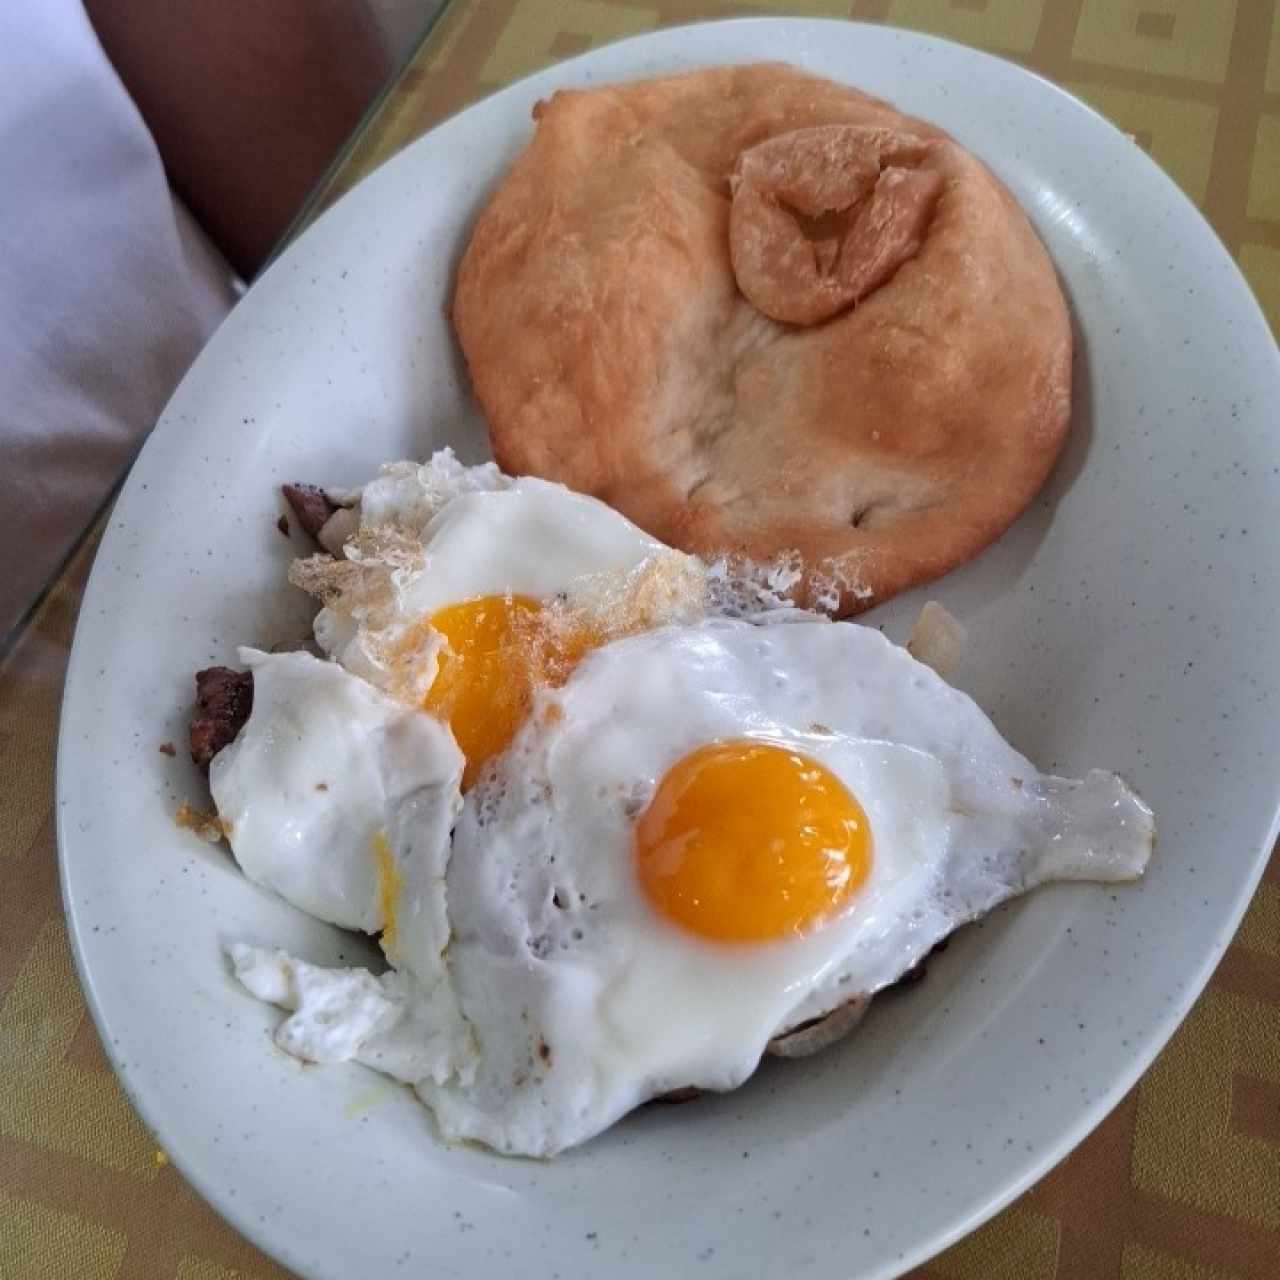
294;451;705;786
232;616;1153;1157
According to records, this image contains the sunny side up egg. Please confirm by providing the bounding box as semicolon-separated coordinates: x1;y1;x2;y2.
305;451;706;787
231;614;1154;1158
212;452;705;932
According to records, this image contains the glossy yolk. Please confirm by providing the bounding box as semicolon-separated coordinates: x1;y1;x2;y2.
633;740;871;943
423;595;597;790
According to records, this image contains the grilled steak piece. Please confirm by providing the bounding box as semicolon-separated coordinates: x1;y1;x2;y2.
281;483;338;541
189;667;253;770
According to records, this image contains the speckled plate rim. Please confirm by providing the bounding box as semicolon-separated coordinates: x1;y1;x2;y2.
58;18;1280;1280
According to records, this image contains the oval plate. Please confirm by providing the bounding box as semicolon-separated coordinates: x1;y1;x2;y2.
58;19;1280;1280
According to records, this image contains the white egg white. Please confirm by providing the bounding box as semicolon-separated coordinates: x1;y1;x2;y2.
230;942;475;1087
210;648;462;933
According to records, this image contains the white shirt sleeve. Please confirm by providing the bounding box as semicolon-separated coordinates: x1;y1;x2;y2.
0;0;238;636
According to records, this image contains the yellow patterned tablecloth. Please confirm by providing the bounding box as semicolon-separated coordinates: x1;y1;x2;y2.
3;3;1278;1278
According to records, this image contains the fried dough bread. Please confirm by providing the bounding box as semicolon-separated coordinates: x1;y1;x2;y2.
453;64;1072;614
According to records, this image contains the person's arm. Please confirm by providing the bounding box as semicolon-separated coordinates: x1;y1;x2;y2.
84;0;392;277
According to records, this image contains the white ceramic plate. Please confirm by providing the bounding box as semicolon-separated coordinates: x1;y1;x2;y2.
58;19;1280;1280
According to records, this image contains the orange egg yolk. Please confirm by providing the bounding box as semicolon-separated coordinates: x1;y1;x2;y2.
372;829;403;955
633;740;872;943
423;595;597;789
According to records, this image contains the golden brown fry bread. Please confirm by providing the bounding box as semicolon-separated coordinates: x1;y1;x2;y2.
453;64;1072;615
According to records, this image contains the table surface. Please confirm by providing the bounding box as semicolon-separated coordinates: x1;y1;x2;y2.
4;2;1278;1278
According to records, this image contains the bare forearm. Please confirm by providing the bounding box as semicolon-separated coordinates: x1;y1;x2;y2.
84;0;391;275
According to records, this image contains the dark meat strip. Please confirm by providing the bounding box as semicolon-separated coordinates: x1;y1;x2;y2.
281;483;338;542
189;667;254;771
